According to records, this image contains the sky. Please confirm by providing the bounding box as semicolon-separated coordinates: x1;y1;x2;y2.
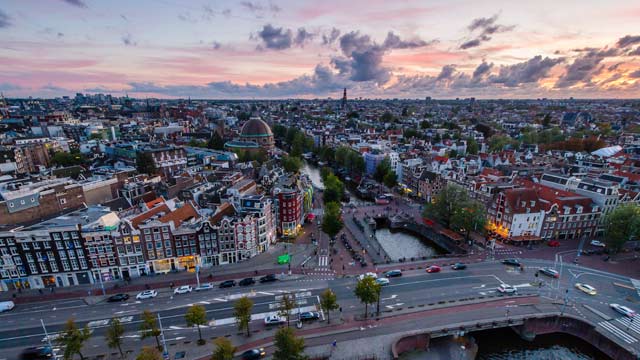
1;0;640;99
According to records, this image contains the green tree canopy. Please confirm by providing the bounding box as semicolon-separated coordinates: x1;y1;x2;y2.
374;157;392;183
466;137;479;155
282;156;303;174
488;135;519;152
273;327;308;360
136;152;157;175
234;296;254;337
139;310;161;349
211;337;236;360
450;200;487;241
380;111;395;123
278;293;296;328
383;171;397;189
422;183;470;228
322;201;343;238
51;150;86;167
207;132;225;150
604;204;640;253
319;289;339;324
58;319;92;360
106;318;125;359
354;276;381;319
323;174;344;204
185;305;208;344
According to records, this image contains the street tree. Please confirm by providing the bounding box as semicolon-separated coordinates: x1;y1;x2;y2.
450;200;487;241
207;132;225;150
282;155;303;174
136;152;157;175
136;347;162;360
140;310;162;350
323;174;344;204
354;276;381;319
106;318;125;359
319;289;339;324
373;157;392;183
603;204;640;253
57;319;92;360
185;305;208;345
422;183;470;228
273;327;308;360
322;201;343;238
278;293;296;328
383;171;397;189
234;296;254;337
211;337;236;360
466;137;479;155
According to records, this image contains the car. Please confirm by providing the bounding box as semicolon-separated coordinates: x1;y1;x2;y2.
358;272;377;280
195;283;214;291
375;277;390;286
591;240;606;247
501;258;521;266
20;346;54;360
259;274;277;283
239;278;255;286
498;284;517;294
107;294;130;302
539;268;560;278
547;240;560;247
610;304;636;318
241;348;266;360
219;280;236;288
383;269;402;278
575;283;597;296
136;290;158;300
173;285;192;295
0;300;15;312
451;263;467;270
264;315;286;325
426;265;441;273
299;311;320;321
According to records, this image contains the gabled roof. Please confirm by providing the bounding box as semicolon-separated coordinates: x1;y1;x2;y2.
130;203;171;229
158;201;199;228
503;188;543;213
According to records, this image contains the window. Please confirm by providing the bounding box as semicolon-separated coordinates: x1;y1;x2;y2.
144;229;151;234
155;242;162;249
21;243;29;251
165;249;172;257
33;242;40;250
165;240;171;248
29;263;38;274
176;249;183;256
59;198;67;205
44;241;51;249
70;259;78;270
163;227;169;233
79;258;87;269
146;243;153;250
56;241;63;249
62;261;70;271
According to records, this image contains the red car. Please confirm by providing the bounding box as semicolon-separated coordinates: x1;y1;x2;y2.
547;240;560;247
426;265;441;273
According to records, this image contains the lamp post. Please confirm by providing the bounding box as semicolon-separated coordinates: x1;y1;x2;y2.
157;313;169;360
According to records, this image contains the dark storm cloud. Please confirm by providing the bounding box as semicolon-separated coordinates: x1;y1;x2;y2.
322;27;341;45
60;0;87;8
0;9;12;28
436;65;457;81
616;35;640;48
472;61;493;79
460;13;514;49
629;69;640;78
490;55;564;87
294;28;315;47
256;24;292;49
382;32;432;49
555;48;619;87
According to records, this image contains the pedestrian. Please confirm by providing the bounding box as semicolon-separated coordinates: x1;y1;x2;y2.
332;340;337;348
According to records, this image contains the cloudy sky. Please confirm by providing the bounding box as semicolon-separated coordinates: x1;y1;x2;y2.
1;0;640;99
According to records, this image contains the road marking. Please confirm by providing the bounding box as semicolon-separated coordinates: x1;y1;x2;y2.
472;284;486;289
381;294;398;301
258;291;274;296
318;255;329;267
598;321;637;343
615;317;640;336
387;275;504;289
87;319;110;328
385;303;404;309
199;301;210;305
213;298;227;302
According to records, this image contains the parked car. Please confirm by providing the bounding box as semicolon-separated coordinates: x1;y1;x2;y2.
259;274;277;283
501;258;521;266
498;284;517;294
241;348;266;360
426;265;441;273
539;268;559;278
0;300;15;312
610;304;636;318
239;278;255;286
547;240;560;247
375;277;390;286
590;240;606;247
173;285;192;295
383;269;402;278
299;311;320;321
20;346;54;360
264;315;285;326
195;283;214;291
219;280;236;288
451;263;467;270
136;290;157;300
107;294;130;302
358;272;377;280
575;283;597;296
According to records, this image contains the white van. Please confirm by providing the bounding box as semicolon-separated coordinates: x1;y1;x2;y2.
0;301;15;313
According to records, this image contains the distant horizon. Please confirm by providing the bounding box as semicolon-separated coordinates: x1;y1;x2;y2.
1;0;640;99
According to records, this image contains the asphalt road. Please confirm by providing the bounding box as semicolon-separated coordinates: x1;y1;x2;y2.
1;259;638;359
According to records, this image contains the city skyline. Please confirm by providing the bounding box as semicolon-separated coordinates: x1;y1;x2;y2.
1;0;640;99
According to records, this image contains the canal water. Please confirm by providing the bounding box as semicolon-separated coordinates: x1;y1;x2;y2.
374;228;438;261
302;162;324;190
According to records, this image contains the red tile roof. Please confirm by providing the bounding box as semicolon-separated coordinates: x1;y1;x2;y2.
130;204;171;229
158;202;199;227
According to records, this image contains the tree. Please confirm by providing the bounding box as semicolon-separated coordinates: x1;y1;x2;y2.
140;310;162;350
273;327;308;360
322;202;343;238
374;157;392;183
211;337;236;360
136;347;162;360
185;305;208;345
542;113;552;128
234;296;254;337
136;152;157;175
450;200;487;241
89;132;103;140
57;319;91;360
278;293;296;328
354;277;380;319
106;318;125;359
207;132;225;150
323;174;344;204
319;289;339;324
488;135;519;152
383;171;397;189
380;111;395;123
291;133;306;157
603;204;640;253
420;120;431;129
282;156;303;174
51;151;86;167
466;137;479;155
422;183;470;228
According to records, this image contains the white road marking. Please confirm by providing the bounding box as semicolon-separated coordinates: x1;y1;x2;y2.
599;321;637;343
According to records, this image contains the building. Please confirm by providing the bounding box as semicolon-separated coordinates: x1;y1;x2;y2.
488;188;545;242
225;118;274;152
364;152;387;176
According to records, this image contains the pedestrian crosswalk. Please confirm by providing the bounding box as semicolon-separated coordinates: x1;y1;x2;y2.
598;320;638;344
616;317;640;336
318;255;329;267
